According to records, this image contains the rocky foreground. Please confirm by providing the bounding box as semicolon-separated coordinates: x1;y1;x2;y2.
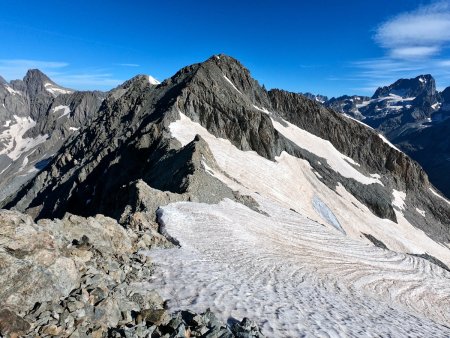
0;210;264;337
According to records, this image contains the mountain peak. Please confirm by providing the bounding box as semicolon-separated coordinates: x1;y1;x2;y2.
23;69;55;96
417;74;433;82
203;54;251;77
23;69;72;97
372;74;436;99
24;69;52;83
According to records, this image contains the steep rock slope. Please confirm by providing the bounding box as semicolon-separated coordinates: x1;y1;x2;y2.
0;70;104;200
2;55;450;336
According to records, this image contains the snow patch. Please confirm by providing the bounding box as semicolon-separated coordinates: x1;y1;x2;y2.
0;115;48;161
52;105;71;119
0;163;11;175
223;75;242;94
432;102;441;110
148;75;160;85
416;208;426;217
379;134;402;153
392;189;406;211
44;82;72;96
69;127;79;131
342;114;374;129
27;167;38;174
270;117;381;185
19;148;36;172
252;105;271;114
429;188;450;205
3;84;22;96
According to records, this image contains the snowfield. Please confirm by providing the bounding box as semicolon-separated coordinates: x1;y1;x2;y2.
270;118;382;185
147;198;450;337
169;111;450;264
155;111;450;335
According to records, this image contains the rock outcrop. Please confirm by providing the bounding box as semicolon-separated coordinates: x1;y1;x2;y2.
0;208;263;337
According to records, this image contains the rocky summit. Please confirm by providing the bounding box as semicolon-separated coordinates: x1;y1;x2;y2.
0;55;450;337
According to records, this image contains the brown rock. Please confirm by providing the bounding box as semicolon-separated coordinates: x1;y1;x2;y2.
137;308;169;326
42;324;63;336
0;309;31;336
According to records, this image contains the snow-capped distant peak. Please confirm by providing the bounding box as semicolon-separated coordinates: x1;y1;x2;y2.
148;75;160;85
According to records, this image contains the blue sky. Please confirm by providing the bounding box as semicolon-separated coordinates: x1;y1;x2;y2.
2;0;450;97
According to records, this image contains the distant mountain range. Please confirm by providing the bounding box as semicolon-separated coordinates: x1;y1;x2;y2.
302;74;450;198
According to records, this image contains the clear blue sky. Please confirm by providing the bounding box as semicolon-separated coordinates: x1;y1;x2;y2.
2;0;450;97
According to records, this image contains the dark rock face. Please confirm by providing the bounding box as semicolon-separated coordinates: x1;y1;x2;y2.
395;118;450;198
363;233;388;250
0;309;31;337
372;75;436;100
326;95;370;119
301;92;329;103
